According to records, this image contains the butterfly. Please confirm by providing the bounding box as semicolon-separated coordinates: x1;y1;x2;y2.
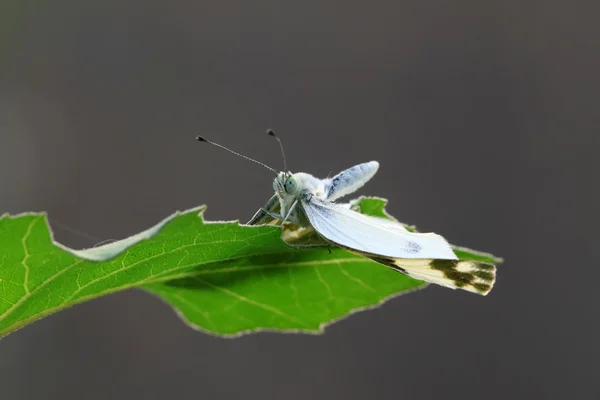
197;131;496;295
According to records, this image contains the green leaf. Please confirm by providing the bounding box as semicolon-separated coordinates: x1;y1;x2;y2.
0;198;502;338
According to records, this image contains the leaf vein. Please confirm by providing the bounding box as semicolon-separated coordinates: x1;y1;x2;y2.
20;217;40;296
62;239;253;303
336;262;376;292
314;267;334;300
192;277;310;328
0;259;84;324
172;293;217;331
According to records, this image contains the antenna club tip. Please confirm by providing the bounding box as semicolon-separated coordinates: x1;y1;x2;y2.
196;136;207;142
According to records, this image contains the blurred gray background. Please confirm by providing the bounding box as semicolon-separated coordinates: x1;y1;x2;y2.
1;0;598;399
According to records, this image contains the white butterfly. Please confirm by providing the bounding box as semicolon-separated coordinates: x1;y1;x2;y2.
198;132;496;295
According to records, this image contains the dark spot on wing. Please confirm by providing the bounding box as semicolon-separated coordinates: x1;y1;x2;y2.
473;270;495;281
406;241;422;254
326;176;344;198
473;283;492;293
365;255;407;274
476;263;495;271
429;259;496;291
430;259;473;287
326;164;367;199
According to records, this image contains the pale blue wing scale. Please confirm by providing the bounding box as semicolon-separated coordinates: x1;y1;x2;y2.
324;161;379;201
300;197;458;260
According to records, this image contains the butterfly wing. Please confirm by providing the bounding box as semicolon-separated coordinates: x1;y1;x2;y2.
324;161;379;201
301;197;457;260
301;198;496;295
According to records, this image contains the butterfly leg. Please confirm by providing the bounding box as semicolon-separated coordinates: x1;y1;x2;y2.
261;208;283;219
247;194;279;225
281;200;298;225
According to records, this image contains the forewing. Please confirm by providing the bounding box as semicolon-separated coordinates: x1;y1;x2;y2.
301;198;497;295
301;198;457;260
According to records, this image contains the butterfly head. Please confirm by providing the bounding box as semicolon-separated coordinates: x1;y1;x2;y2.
274;171;299;199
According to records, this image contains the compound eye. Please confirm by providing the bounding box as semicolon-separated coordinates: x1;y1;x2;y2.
284;177;297;194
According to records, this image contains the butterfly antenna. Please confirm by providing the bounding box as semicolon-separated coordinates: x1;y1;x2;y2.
196;136;277;173
267;129;288;174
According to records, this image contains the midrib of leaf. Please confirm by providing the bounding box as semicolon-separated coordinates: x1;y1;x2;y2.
0;252;365;337
0;210;369;337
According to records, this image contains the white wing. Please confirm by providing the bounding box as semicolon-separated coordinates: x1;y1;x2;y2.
301;198;457;260
324;161;379;201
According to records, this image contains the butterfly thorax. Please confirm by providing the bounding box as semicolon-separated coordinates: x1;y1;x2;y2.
273;172;326;225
